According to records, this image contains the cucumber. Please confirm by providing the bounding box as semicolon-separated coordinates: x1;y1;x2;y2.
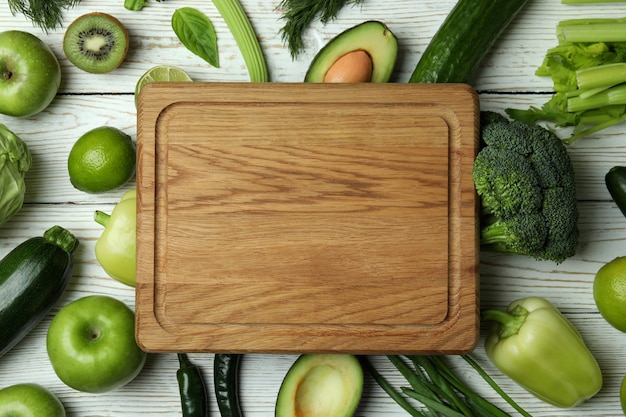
409;0;529;83
0;225;78;358
214;354;243;417
606;166;626;218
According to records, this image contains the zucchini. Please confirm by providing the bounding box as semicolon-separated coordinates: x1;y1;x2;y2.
0;225;78;358
214;354;243;417
606;166;626;218
409;0;529;83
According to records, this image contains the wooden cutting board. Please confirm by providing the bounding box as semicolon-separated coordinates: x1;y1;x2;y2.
135;82;480;354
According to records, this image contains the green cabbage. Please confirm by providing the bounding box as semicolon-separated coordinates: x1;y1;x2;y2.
0;124;31;225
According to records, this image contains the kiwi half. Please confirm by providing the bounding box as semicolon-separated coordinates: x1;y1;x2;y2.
63;12;129;74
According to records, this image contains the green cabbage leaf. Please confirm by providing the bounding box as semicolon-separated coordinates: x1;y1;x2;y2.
0;124;31;225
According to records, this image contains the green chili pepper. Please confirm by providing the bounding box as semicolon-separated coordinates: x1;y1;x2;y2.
482;296;603;408
214;354;243;417
94;189;136;287
177;353;209;417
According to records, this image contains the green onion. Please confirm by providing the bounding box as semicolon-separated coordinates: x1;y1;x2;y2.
361;357;427;417
401;388;468;417
408;356;474;415
461;355;532;417
364;355;532;417
210;0;269;82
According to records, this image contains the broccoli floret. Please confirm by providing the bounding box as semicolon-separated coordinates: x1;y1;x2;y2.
529;130;577;190
473;111;579;263
492;119;577;190
480;110;509;129
472;147;542;219
540;187;580;263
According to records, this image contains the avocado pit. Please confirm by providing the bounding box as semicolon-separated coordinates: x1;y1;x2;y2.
323;50;373;83
295;364;347;416
304;21;398;83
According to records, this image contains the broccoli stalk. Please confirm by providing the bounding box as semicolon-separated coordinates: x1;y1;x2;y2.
474;112;579;263
506;18;626;143
480;213;549;255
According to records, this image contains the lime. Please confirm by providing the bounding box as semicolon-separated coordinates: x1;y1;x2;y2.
68;126;136;193
134;65;192;106
593;256;626;332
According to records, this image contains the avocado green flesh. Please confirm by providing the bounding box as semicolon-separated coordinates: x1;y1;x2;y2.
304;21;398;83
275;354;364;417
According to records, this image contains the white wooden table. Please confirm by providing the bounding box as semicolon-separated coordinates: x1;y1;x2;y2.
1;0;626;415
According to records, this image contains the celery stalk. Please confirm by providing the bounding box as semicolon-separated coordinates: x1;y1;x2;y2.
568;83;626;112
508;16;626;142
563;0;626;3
566;113;626;144
576;62;626;90
559;17;626;25
578;86;611;100
211;0;269;82
558;20;626;43
580;105;626;124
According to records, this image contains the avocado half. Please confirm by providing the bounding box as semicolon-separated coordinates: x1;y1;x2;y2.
275;354;364;417
304;21;398;83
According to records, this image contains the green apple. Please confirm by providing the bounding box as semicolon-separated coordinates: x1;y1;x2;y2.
46;295;147;393
0;30;61;117
0;383;65;417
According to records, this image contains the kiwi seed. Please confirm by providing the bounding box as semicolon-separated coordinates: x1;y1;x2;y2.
63;12;129;74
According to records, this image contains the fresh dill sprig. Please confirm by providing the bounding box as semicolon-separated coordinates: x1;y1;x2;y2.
8;0;81;32
278;0;365;59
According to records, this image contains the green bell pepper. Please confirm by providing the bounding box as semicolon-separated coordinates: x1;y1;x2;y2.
94;189;136;287
482;296;602;408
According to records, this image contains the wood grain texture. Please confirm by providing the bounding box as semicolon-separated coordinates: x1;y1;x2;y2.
1;0;626;415
135;83;479;354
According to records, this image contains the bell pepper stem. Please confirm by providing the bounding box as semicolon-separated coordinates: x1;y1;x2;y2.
481;306;529;339
94;210;111;228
